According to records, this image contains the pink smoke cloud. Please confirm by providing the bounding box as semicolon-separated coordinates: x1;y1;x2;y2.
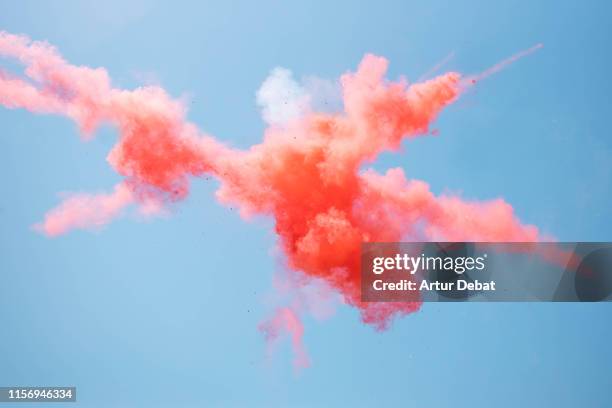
259;306;310;369
0;31;543;363
34;183;134;236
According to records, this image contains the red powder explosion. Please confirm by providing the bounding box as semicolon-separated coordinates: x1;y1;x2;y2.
0;31;542;367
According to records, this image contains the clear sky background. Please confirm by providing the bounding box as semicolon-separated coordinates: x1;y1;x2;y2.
0;1;611;407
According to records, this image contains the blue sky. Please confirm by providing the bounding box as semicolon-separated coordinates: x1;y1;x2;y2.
0;1;611;407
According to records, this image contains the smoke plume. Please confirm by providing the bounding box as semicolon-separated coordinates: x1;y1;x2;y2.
0;31;541;366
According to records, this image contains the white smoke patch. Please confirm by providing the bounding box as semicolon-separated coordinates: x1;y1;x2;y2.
302;76;343;114
256;67;310;126
256;68;343;127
